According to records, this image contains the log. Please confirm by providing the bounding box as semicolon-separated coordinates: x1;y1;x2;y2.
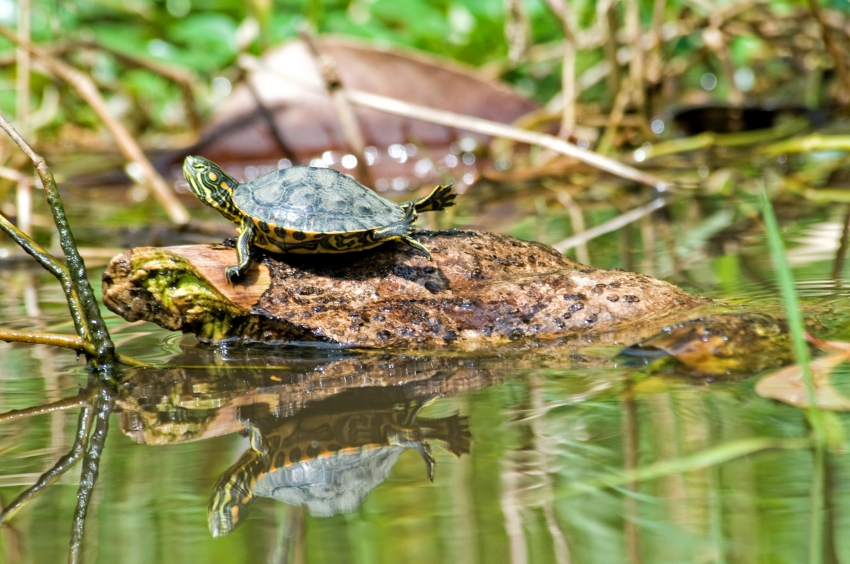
102;230;706;348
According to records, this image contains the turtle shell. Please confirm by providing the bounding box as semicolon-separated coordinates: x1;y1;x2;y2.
253;446;406;517
232;166;403;234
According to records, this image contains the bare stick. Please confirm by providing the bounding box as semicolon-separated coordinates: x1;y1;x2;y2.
553;197;667;252
0;111;114;367
0;212;89;340
544;0;578;137
0;328;93;354
504;0;530;64
15;0;29;136
0;403;93;525
593;77;632;155
244;74;295;159
0;395;89;425
68;387;113;564
807;0;850;107
346;90;670;189
553;190;590;264
15;0;32;242
300;29;372;184
87;40;202;133
0;25;190;226
646;0;668;84
604;2;622;99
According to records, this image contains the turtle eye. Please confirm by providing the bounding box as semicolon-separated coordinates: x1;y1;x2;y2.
193;162;206;171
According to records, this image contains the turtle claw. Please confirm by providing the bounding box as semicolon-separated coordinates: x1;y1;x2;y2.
225;266;242;283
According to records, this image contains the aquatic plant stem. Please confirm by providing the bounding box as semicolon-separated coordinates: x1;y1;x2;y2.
69;386;113;564
0;111;115;369
0;213;89;340
807;0;850;107
759;186;825;564
0;395;89;424
0;329;92;354
758;187;824;436
552;197;667;253
0;403;93;525
543;0;577;137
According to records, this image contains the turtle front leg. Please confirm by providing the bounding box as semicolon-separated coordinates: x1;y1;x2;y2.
226;220;256;283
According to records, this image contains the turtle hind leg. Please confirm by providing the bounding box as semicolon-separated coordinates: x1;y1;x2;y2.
397;236;432;260
372;206;433;260
226;220;256;283
403;184;456;213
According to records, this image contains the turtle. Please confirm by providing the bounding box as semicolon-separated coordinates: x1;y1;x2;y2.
182;156;456;282
207;396;471;537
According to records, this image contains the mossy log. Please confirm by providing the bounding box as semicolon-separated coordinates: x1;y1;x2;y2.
102;230;706;348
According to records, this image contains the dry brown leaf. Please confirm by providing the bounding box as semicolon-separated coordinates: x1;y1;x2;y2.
191;37;538;172
755;351;850;410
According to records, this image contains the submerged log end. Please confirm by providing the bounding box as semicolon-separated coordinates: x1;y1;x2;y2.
103;230;707;347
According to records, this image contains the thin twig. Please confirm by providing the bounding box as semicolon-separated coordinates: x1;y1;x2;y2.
604;1;622;100
624;0;647;124
0;328;92;354
553;197;667;252
646;0;668;84
346;91;670;189
544;0;578;137
68;387;113;564
243;72;295;159
0;25;190;226
595;78;634;155
807;0;850;107
0;111;115;367
553;190;590;264
300;29;372;184
15;0;29;137
0;395;89;425
0;212;89;340
0;403;93;525
831;204;850;279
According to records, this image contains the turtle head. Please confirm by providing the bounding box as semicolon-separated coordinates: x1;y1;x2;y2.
183;156;241;223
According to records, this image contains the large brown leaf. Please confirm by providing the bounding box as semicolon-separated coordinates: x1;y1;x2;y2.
190;37;538;177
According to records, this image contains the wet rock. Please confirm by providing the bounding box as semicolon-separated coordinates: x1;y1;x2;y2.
102;230;706;347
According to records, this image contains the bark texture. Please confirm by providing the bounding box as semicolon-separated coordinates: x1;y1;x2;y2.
102;230;706;348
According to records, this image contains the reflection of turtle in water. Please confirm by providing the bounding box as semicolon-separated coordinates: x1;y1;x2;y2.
208;391;471;537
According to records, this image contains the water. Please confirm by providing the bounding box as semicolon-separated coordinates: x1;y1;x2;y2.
1;190;849;563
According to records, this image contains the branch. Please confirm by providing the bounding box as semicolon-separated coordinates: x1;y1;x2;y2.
0;395;89;425
0;329;93;354
68;387;114;564
0;214;89;340
0;403;93;525
0;111;115;367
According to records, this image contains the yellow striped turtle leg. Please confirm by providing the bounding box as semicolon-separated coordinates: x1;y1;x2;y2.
402;184;456;213
388;432;436;482
398;236;432;260
226;220;256;283
207;426;266;537
372;206;433;259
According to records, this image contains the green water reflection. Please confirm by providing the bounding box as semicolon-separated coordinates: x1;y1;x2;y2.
0;338;843;564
